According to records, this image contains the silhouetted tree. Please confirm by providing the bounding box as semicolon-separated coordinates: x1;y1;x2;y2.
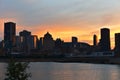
4;59;31;80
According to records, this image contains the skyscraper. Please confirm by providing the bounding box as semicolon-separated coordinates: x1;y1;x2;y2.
38;37;43;49
19;30;38;53
29;35;38;49
4;22;16;52
19;30;31;37
43;32;55;50
115;33;120;57
100;28;111;51
19;30;31;54
93;34;97;46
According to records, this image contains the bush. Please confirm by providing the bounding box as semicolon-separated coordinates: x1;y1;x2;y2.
4;59;31;80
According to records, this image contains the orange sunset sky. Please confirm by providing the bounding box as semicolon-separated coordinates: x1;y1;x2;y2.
1;0;120;49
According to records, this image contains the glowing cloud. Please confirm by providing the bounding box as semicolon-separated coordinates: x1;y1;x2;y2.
1;0;120;49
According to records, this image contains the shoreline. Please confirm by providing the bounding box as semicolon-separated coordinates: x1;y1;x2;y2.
0;57;120;65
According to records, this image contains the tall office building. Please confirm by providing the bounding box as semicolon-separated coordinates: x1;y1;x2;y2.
19;30;31;37
15;36;23;51
115;33;120;57
29;35;38;49
4;22;16;51
38;37;43;49
55;38;63;49
93;34;97;46
19;30;31;53
43;32;55;50
100;28;111;51
18;30;38;54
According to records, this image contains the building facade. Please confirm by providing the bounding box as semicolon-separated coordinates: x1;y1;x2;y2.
19;30;31;54
100;28;111;51
4;22;16;53
115;33;120;57
43;32;55;50
93;34;97;46
72;37;78;43
29;35;38;49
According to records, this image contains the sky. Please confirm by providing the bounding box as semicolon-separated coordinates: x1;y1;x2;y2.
1;0;120;48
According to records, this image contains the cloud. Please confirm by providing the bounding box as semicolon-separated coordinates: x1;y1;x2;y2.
1;0;120;27
1;0;120;47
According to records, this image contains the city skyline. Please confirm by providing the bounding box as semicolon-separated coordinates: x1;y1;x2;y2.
3;21;120;50
1;0;120;48
1;21;119;49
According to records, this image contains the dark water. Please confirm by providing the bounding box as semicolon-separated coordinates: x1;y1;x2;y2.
0;62;120;80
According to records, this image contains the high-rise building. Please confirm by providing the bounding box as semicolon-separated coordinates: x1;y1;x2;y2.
38;37;43;49
100;28;111;51
19;30;31;53
15;36;23;51
29;35;38;49
4;22;16;52
93;34;97;46
43;32;55;50
0;40;4;49
115;33;120;57
19;30;38;53
19;30;31;37
55;38;63;49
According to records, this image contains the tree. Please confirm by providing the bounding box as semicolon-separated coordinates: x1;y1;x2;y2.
5;59;31;80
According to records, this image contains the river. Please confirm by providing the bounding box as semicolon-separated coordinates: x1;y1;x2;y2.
0;62;120;80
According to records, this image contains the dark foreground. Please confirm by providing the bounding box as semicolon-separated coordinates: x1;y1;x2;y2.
0;56;120;65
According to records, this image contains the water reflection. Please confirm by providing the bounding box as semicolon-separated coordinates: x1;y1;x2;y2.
1;62;120;80
0;63;7;80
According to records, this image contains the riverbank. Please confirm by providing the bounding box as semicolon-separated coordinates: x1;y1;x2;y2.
0;56;120;65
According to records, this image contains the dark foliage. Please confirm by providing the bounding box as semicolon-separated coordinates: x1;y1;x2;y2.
4;59;31;80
